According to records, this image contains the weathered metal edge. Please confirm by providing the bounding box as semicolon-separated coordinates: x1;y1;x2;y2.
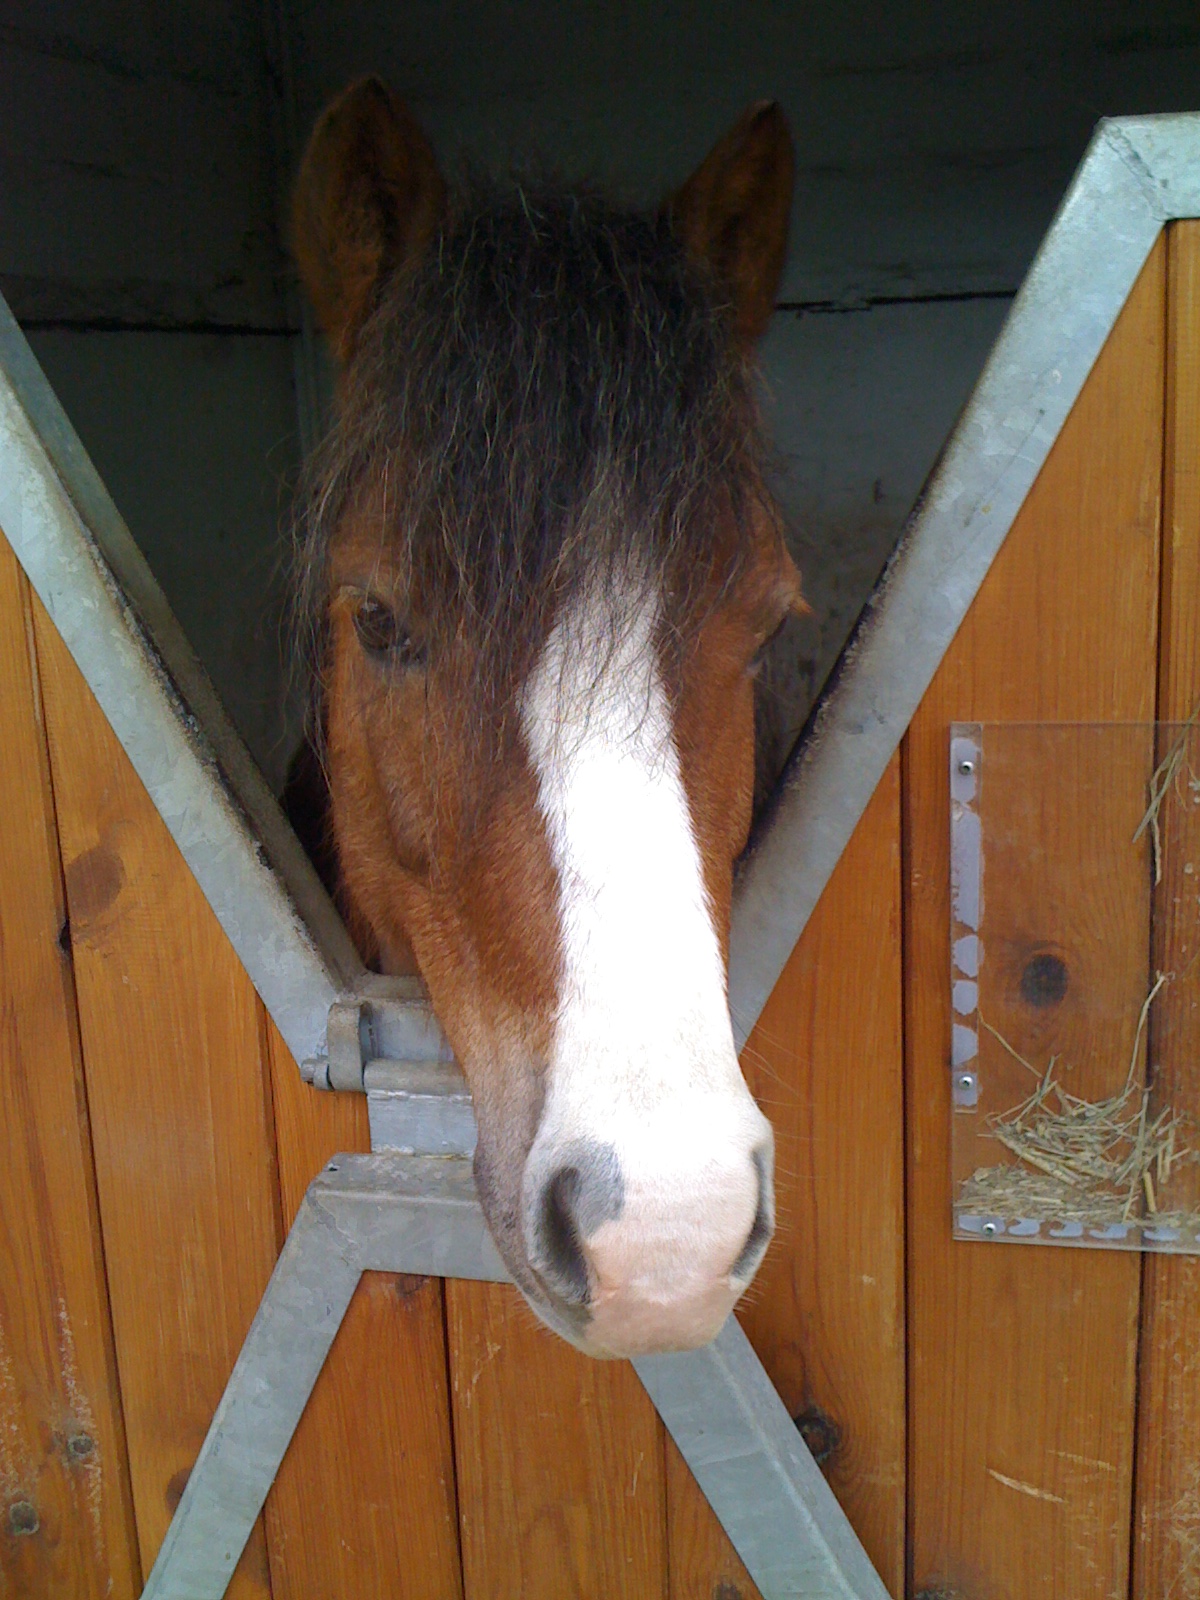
727;111;1199;1050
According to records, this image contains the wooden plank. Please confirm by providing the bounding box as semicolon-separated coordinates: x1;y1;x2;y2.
904;236;1166;1598
1133;219;1200;1600
447;1278;667;1599
31;593;283;1595
261;1020;465;1599
0;532;140;1596
736;757;906;1598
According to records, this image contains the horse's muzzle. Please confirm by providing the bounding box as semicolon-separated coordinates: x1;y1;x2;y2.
522;1123;774;1357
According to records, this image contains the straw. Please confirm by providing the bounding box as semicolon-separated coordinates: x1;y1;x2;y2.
968;974;1196;1226
1134;704;1200;885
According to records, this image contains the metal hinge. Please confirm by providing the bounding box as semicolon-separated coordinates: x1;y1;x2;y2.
301;974;476;1156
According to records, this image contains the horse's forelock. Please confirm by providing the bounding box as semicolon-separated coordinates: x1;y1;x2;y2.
294;179;777;768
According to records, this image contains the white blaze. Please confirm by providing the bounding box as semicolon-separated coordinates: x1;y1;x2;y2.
520;582;771;1350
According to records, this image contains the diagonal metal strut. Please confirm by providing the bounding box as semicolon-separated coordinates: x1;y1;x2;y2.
141;1154;889;1600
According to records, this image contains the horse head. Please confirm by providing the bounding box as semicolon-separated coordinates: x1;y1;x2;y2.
292;78;802;1357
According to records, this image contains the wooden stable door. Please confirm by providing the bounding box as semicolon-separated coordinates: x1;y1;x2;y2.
2;222;1199;1600
904;225;1200;1598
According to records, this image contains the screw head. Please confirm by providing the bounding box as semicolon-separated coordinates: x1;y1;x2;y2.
957;1073;975;1091
982;1221;999;1236
957;758;975;777
66;1432;95;1462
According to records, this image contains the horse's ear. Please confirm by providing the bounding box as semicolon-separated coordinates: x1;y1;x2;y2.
668;102;794;344
293;77;445;364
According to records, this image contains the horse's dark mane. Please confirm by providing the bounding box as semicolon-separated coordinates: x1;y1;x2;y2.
295;178;777;751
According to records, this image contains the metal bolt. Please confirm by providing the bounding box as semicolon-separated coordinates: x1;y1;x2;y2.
957;1073;975;1091
8;1499;38;1536
957;758;975;777
982;1221;999;1236
66;1432;95;1462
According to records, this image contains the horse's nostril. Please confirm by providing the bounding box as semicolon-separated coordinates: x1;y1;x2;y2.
537;1166;590;1304
731;1146;774;1284
531;1141;624;1306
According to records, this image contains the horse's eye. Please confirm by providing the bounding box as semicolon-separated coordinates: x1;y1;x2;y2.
750;613;789;676
353;599;398;655
352;599;422;667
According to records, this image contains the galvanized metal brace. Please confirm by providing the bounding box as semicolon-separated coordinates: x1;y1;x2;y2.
140;1155;885;1600
5;109;1200;1600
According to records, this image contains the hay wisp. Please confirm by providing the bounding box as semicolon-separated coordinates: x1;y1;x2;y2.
971;973;1196;1226
1134;705;1200;885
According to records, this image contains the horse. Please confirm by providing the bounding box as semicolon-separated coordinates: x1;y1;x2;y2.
288;77;802;1358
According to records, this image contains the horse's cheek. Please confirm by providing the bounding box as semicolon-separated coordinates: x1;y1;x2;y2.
724;691;757;855
455;782;562;1024
323;662;436;965
681;673;757;931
